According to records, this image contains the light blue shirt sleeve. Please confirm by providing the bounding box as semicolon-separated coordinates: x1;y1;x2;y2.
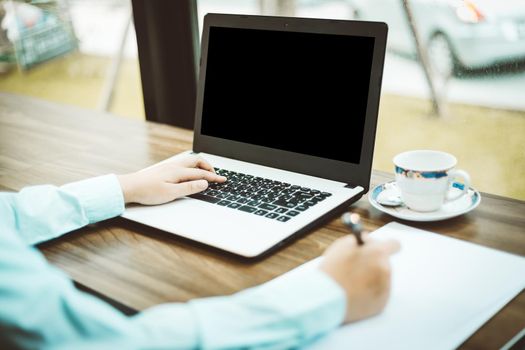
2;174;125;245
0;175;346;349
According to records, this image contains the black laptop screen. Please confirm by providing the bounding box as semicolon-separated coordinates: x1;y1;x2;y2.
200;26;375;164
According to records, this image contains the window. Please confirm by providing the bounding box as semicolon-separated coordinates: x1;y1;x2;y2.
196;0;525;200
1;0;522;200
0;0;144;119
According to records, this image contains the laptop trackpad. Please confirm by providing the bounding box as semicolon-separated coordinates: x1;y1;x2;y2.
122;198;289;257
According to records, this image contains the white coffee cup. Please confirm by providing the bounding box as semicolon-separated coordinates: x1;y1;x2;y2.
393;150;471;212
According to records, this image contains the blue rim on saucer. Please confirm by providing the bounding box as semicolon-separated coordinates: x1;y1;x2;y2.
368;181;481;222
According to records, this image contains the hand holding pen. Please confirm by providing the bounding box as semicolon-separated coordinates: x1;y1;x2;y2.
318;212;401;323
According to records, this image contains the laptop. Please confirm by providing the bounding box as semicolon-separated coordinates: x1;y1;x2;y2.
123;14;387;258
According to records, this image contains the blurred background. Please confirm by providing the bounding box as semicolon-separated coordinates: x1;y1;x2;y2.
1;0;524;200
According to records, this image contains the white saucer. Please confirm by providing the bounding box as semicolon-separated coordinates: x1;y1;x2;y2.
368;181;481;222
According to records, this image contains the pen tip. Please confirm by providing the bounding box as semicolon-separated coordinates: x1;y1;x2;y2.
342;212;361;226
349;213;361;225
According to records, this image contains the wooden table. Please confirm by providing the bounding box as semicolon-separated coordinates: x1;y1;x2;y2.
1;93;524;349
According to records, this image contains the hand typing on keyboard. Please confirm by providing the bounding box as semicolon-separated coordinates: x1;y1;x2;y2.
117;155;227;205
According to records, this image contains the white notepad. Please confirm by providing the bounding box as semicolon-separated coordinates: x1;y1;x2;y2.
285;222;525;350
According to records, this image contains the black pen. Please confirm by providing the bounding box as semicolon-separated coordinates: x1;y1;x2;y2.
341;213;365;245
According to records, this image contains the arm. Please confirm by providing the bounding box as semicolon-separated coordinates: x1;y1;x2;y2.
0;218;397;349
0;222;345;349
2;155;226;246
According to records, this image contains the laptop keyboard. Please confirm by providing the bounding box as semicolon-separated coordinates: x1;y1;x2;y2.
189;168;332;222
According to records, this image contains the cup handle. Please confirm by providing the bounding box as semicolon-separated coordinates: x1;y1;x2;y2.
446;169;471;202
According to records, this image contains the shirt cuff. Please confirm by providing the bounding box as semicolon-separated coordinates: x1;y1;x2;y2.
61;174;125;224
190;265;346;349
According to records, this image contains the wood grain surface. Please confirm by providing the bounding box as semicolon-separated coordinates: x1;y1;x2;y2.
1;93;524;349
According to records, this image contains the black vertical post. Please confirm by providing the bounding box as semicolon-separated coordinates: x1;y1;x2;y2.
132;0;199;129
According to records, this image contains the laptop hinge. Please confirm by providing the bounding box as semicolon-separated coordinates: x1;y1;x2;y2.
193;151;360;190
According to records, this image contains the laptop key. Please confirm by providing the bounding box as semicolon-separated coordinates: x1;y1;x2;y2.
280;189;295;195
238;205;257;213
190;193;221;203
286;210;300;217
236;198;249;204
288;197;305;205
265;213;280;219
217;200;232;206
248;200;262;206
277;216;291;222
275;207;288;214
273;199;294;208
295;205;308;211
259;203;277;211
254;210;268;216
228;202;242;209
